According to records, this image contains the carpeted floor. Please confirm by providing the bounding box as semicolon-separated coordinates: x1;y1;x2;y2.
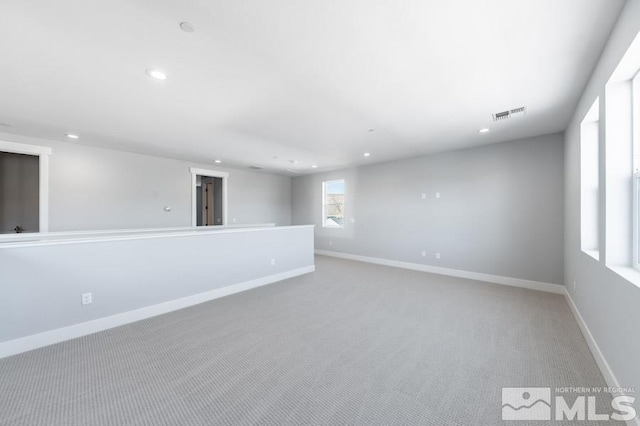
0;256;616;425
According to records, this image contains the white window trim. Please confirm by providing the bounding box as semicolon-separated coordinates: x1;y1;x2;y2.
633;173;640;270
632;71;640;270
0;140;52;233
190;167;229;227
322;179;345;229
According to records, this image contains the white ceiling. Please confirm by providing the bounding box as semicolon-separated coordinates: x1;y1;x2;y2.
0;0;626;175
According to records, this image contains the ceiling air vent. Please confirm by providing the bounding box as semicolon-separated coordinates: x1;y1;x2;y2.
248;166;263;170
492;106;526;122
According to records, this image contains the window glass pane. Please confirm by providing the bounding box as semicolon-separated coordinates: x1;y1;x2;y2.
636;176;640;265
323;180;345;228
634;75;640;267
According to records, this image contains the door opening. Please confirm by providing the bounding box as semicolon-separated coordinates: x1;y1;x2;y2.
196;175;224;226
191;167;228;227
0;151;40;234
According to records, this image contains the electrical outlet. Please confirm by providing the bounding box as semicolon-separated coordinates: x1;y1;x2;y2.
329;241;333;246
436;192;441;199
270;258;276;266
573;280;577;293
232;218;237;223
435;252;441;259
421;250;426;257
421;193;426;200
81;292;92;306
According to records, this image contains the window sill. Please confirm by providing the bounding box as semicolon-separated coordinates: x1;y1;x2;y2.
607;265;640;289
582;249;600;261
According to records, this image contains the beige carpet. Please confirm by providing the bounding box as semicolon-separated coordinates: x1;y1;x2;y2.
0;255;615;425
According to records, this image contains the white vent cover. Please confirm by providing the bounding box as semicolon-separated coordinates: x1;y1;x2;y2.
492;106;526;122
248;165;263;170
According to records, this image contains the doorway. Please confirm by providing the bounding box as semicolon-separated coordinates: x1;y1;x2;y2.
190;167;228;227
196;175;224;226
0;152;40;233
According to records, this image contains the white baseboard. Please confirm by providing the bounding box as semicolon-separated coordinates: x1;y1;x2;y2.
563;289;640;426
315;249;564;294
0;265;315;359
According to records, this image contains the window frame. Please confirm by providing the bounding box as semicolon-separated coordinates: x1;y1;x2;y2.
632;71;640;270
580;98;600;259
322;179;345;229
633;172;640;270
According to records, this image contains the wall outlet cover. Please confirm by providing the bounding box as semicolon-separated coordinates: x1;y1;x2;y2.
81;292;92;305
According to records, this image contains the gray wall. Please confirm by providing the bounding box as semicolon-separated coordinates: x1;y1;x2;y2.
293;133;565;285
564;0;640;396
0;132;292;230
0;226;314;345
0;152;39;233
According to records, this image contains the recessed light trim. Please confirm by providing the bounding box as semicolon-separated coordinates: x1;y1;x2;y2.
214;160;222;164
363;152;371;157
66;134;79;139
146;69;167;80
478;128;490;134
311;165;317;168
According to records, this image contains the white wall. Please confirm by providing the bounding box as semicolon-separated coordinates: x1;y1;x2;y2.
293;133;565;285
0;226;315;355
565;0;640;397
0;132;292;231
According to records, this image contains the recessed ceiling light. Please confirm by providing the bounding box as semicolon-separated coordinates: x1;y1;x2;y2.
368;128;375;132
179;22;196;33
311;165;317;168
0;122;11;127
363;152;371;157
214;159;222;164
66;134;79;139
146;69;167;80
478;128;490;134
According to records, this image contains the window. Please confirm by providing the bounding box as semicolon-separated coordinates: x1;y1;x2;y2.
580;98;600;259
605;31;639;275
322;179;345;228
633;71;640;269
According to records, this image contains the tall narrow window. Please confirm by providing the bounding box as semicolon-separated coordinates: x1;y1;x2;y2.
581;98;600;259
632;71;640;269
605;32;638;272
322;179;345;228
